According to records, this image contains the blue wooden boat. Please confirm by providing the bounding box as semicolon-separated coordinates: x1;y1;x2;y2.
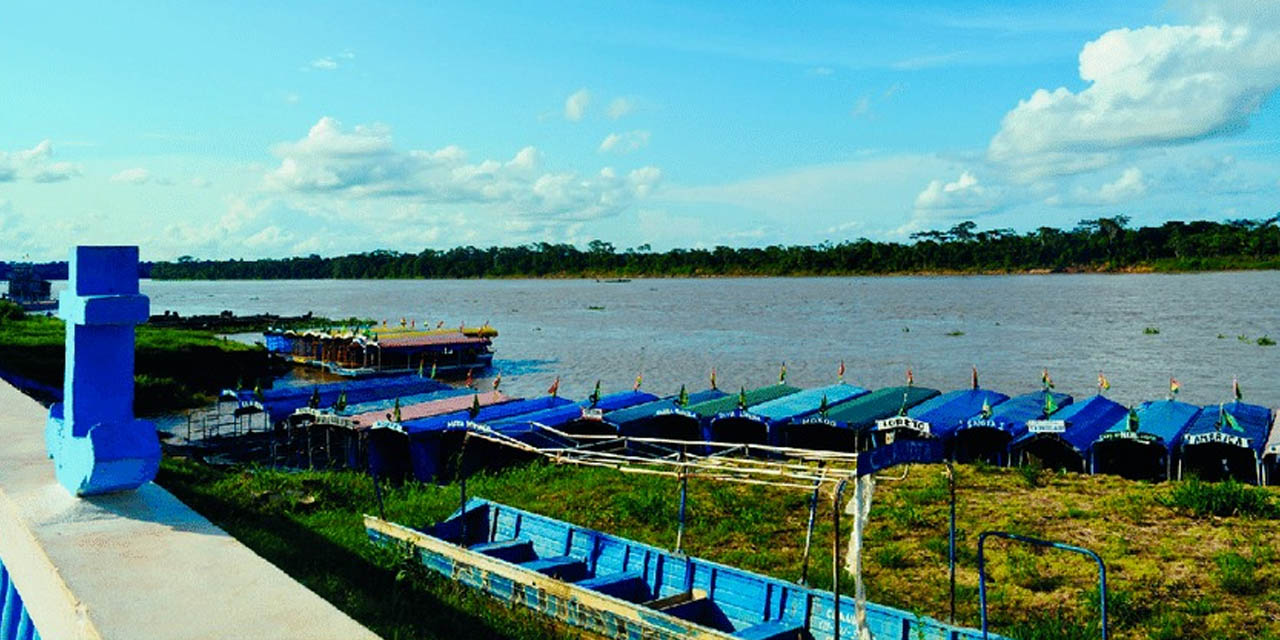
1181;401;1273;484
607;389;728;438
365;498;1005;640
367;395;574;482
486;390;661;436
950;391;1073;465
224;374;450;422
1010;395;1127;472
704;383;869;447
1091;399;1201;480
783;386;941;452
646;385;800;442
869;389;1009;448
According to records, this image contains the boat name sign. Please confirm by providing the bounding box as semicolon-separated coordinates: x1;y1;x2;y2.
1185;431;1250;448
1098;430;1157;443
1027;419;1067;433
874;416;930;435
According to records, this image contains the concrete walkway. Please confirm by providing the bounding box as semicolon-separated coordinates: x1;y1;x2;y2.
0;380;381;639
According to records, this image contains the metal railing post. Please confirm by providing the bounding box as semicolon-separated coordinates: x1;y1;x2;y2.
978;530;1107;639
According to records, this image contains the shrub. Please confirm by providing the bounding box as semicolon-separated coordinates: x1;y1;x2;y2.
0;300;25;323
1017;460;1045;488
1259;335;1276;346
1214;551;1264;595
1159;477;1279;519
1143;326;1160;334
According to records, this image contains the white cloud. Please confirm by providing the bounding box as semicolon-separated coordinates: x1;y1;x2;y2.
264;116;662;222
0;140;80;183
599;130;651;153
310;57;338;70
190;177;211;188
851;95;872;119
807;66;834;76
914;171;1000;211
1093;167;1147;203
989;7;1280;178
110;167;151;184
607;97;634;119
564;88;591;121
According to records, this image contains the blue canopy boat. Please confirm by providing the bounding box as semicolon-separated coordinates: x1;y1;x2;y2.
1092;399;1201;480
646;385;801;443
1180;401;1274;484
365;498;1005;640
288;387;472;425
1010;395;1128;472
486;390;660;437
704;383;869;447
606;389;728;438
870;389;1010;448
784;386;941;452
368;395;574;482
224;374;450;422
950;391;1073;465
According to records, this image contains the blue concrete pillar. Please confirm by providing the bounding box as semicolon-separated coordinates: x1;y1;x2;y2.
45;246;159;495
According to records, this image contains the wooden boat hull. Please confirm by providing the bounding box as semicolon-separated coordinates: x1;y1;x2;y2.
365;499;1003;640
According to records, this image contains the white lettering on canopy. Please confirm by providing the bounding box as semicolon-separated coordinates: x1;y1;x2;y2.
1027;419;1067;434
1185;431;1250;448
874;416;930;435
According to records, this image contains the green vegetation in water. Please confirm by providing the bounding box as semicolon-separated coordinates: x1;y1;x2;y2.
586;305;606;311
1142;326;1160;335
1259;335;1276;346
157;457;1280;640
147;216;1280;279
0;306;279;414
945;330;965;337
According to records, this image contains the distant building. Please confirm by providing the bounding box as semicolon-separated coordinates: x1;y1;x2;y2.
3;265;56;311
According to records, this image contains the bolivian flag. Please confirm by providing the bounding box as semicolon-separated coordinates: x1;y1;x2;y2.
1041;368;1054;390
1098;372;1111;392
1170;378;1181;396
548;376;560;397
633;373;643;392
779;362;787;384
906;367;914;387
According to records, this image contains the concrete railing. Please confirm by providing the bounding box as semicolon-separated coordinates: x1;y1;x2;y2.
0;378;381;639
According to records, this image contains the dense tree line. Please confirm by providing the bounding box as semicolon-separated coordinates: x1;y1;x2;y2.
145;216;1280;280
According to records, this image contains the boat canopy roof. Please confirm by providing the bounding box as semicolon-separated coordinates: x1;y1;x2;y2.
686;384;801;418
398;395;574;434
1097;399;1201;453
351;391;511;428
957;390;1073;439
603;388;727;428
330;388;471;417
1183;401;1273;455
236;375;449;421
1012;394;1128;453
731;383;870;424
487;390;658;432
906;389;1010;438
815;386;941;430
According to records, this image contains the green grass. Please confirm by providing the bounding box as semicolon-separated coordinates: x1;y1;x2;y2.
0;312;279;414
1158;476;1279;518
156;457;1280;640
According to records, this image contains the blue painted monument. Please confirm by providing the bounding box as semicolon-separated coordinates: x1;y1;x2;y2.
45;246;159;495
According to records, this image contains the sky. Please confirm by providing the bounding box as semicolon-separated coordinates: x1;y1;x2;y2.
1;0;1279;260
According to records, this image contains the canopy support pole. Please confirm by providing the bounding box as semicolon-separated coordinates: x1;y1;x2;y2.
799;480;821;586
675;445;688;554
832;478;849;640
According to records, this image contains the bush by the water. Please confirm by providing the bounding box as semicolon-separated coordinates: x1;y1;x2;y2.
0;300;25;323
1160;477;1279;518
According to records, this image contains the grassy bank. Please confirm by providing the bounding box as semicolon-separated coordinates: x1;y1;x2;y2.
157;457;1280;640
0;303;281;413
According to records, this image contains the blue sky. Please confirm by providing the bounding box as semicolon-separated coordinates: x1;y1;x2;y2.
2;1;1278;260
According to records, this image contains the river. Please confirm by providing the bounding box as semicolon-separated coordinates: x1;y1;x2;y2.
114;273;1278;409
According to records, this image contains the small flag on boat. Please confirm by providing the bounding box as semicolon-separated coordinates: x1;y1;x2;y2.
633;373;642;392
678;384;689;407
779;362;787;384
437;320;445;329
334;390;347;412
591;380;602;407
410;319;415;328
1098;372;1111;392
838;360;846;383
981;398;992;419
417;359;425;378
469;394;481;419
737;386;747;410
253;383;264;403
400;317;406;327
971;365;979;390
819;394;829;417
308;387;320;409
906;367;914;386
1041;368;1054;390
548;376;560;397
1233;377;1242;401
392;397;402;422
1043;392;1058;415
710;367;718;390
1170;377;1181;396
492;372;502;391
429;361;437;379
1224;406;1244;433
1126;407;1139;432
465;368;474;388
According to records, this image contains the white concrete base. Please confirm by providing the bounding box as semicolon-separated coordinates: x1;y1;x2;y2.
0;381;380;640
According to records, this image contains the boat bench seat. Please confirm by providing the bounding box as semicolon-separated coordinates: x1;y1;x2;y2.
733;620;806;640
470;538;535;563
520;555;589;581
574;570;650;602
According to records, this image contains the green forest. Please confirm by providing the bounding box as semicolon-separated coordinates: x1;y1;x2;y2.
150;215;1280;279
